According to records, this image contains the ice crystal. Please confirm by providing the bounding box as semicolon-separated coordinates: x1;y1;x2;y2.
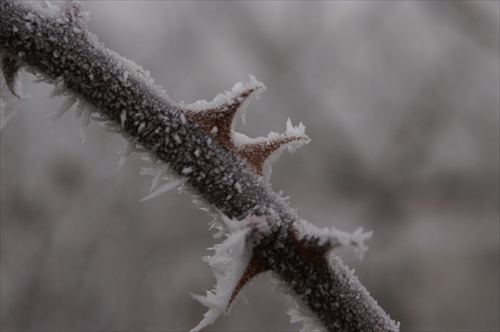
117;142;134;171
191;216;253;332
147;164;171;192
190;214;272;331
48;78;69;98
46;95;77;123
288;306;324;332
76;100;91;143
0;99;16;130
140;178;186;202
295;219;373;261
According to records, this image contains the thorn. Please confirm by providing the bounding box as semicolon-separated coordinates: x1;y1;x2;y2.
238;134;309;178
228;255;268;308
1;55;22;98
180;77;310;180
182;76;265;150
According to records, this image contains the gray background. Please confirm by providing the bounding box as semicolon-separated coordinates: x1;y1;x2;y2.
1;1;499;331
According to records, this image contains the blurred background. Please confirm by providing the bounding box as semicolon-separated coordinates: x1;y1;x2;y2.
1;1;499;331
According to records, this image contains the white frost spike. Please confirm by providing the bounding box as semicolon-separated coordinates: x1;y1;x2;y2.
140;155;160;164
99;120;121;133
120;110;126;128
149;165;171;192
139;166;156;176
122;71;129;85
48;79;68;98
239;74;264;125
117;142;134;170
285;117;308;154
191;196;222;237
45;95;77;124
295;219;373;261
208;219;226;239
77;102;91;144
288;306;324;332
182;74;264;113
0;101;16;130
190;219;252;332
347;227;373;261
141;178;186;202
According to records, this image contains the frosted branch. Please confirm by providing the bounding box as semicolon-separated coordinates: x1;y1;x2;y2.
0;1;399;331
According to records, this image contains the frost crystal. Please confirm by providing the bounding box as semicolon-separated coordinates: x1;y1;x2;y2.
191;218;252;332
46;95;77;123
147;164;171;192
0;99;16;130
48;78;69;98
181;74;265;119
284;118;308;154
295;219;373;261
139;161;184;201
76;100;91;143
140;178;186;202
117;142;134;170
288;306;324;332
120;110;127;128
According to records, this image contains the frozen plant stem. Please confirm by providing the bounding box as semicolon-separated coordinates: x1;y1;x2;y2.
0;1;399;331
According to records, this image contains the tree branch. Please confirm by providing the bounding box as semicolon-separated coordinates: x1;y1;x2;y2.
0;1;399;331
